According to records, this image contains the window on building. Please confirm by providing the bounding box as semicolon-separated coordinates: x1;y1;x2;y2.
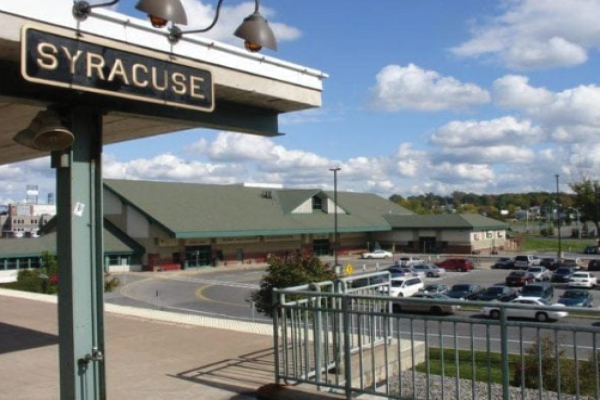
312;196;323;211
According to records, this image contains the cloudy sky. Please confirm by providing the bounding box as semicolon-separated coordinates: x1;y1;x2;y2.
6;0;600;204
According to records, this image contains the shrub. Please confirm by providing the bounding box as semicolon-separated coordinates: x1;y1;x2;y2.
9;269;44;293
250;252;335;318
513;336;596;395
104;273;121;292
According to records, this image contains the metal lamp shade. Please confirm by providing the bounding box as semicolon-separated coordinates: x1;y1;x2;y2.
135;0;188;26
13;110;74;152
234;12;277;51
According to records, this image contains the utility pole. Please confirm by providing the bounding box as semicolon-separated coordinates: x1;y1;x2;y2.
330;167;341;271
556;174;562;259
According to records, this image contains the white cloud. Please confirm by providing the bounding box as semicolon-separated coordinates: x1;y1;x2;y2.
429;162;495;183
493;75;553;108
493;75;600;141
451;0;600;69
207;132;331;172
371;64;490;112
103;153;243;184
431;116;543;147
438;145;535;165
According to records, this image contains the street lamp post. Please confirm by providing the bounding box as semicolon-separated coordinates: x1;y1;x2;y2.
330;167;341;271
556;174;562;259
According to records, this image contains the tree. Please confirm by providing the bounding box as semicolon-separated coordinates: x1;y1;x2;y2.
570;179;600;235
250;252;335;318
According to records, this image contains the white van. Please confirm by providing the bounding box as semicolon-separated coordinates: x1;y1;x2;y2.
380;276;424;297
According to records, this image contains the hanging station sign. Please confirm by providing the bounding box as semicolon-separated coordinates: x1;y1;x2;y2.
21;25;214;112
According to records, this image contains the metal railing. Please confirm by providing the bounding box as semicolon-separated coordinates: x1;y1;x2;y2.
272;273;600;400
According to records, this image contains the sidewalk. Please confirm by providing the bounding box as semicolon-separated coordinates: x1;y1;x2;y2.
1;258;413;400
0;286;365;400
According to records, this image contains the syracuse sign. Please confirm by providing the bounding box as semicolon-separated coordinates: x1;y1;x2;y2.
21;25;214;112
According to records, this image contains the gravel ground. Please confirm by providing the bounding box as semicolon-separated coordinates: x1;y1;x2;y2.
382;371;595;400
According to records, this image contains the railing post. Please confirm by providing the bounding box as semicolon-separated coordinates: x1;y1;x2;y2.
311;284;323;388
500;305;510;400
341;294;352;400
272;288;281;385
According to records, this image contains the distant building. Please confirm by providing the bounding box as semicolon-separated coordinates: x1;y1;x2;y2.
0;203;56;238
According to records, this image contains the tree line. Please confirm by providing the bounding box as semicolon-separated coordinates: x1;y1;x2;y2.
389;179;600;234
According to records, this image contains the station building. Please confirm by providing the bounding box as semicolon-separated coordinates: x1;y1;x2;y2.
0;179;508;281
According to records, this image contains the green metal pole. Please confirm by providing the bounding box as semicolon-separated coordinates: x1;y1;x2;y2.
54;106;106;400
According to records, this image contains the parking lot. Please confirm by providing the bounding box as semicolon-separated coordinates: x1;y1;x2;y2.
347;255;600;324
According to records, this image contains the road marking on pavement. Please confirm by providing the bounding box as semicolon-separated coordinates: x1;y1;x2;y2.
163;275;260;289
194;285;248;308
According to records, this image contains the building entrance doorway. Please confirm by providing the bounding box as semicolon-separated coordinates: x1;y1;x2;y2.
313;239;330;256
185;245;212;267
419;237;437;254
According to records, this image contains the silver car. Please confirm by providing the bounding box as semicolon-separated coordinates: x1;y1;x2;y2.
412;263;446;278
527;266;552;281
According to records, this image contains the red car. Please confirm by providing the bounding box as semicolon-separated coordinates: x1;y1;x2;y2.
435;258;474;272
505;271;535;286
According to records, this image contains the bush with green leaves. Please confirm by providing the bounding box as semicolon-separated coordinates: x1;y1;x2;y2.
104;273;121;292
5;251;121;295
250;252;335;318
513;336;599;395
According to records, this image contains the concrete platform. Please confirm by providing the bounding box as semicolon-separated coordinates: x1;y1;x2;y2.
0;288;396;400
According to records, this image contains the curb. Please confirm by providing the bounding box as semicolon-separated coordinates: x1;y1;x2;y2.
0;288;272;336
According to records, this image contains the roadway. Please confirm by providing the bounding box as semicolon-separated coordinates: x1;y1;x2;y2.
105;256;600;356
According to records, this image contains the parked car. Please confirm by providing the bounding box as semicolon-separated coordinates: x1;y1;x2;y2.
412;263;446;278
514;255;541;270
568;271;598;288
527;266;552;281
385;268;410;280
588;259;600;271
481;297;568;322
446;283;483;300
470;285;518;302
552;267;577;283
505;271;536;286
379;276;424;298
387;266;423;279
435;258;474;272
519;282;554;301
584;245;598;254
398;256;424;267
491;257;514;269
558;289;594;308
540;257;559;271
350;274;388;288
392;293;460;315
362;249;393;259
555;258;583;270
419;283;449;295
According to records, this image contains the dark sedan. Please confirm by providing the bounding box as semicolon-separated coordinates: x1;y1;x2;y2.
558;289;594;308
471;285;518;302
447;283;483;300
505;271;535;286
589;259;600;272
552;267;577;283
491;257;514;269
540;257;558;271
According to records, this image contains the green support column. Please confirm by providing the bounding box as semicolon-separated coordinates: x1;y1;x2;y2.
54;106;106;400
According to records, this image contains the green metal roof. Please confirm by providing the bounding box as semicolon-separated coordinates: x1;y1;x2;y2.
384;213;508;230
104;180;414;238
276;189;322;214
0;228;140;258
